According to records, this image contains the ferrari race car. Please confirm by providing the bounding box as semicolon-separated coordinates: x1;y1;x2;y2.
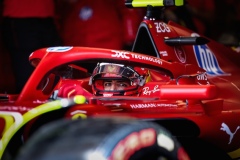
1;0;240;159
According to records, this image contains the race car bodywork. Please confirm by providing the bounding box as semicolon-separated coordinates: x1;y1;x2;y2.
1;0;240;159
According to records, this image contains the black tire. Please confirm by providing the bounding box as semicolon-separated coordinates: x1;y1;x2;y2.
15;117;189;160
177;137;232;160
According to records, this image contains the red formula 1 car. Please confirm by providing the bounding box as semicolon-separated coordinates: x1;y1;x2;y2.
1;0;240;159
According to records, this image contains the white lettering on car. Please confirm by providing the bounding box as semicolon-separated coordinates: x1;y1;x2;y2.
197;73;207;81
156;104;178;107
196;72;209;85
130;103;177;109
131;104;157;108
154;22;171;33
160;51;168;56
142;85;160;95
111;50;130;59
111;50;162;65
130;54;162;65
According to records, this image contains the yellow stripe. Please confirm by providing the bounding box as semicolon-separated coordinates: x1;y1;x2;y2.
228;148;240;159
175;0;184;6
22;100;62;123
0;96;86;159
132;0;164;7
0;115;14;136
131;0;184;7
0;100;62;159
72;113;87;120
146;70;151;83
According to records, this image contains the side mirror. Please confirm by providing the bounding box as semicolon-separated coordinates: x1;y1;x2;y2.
164;37;210;46
159;85;217;100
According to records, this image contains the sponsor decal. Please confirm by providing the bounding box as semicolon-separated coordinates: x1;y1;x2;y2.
174;46;186;63
131;54;162;64
220;122;240;144
142;85;160;95
196;72;207;81
111;50;162;65
160;51;168;56
192;33;229;76
79;6;93;21
196;72;209;85
103;93;114;97
46;46;73;52
70;110;87;120
111;50;130;59
154;22;171;33
130;103;178;109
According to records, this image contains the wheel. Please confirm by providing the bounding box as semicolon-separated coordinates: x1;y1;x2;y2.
15;117;190;160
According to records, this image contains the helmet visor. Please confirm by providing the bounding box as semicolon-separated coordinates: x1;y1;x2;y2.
92;63;140;80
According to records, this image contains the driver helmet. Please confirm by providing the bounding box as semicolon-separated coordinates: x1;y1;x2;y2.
89;62;148;96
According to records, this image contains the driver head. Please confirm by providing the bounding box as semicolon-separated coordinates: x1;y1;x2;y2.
89;63;148;97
